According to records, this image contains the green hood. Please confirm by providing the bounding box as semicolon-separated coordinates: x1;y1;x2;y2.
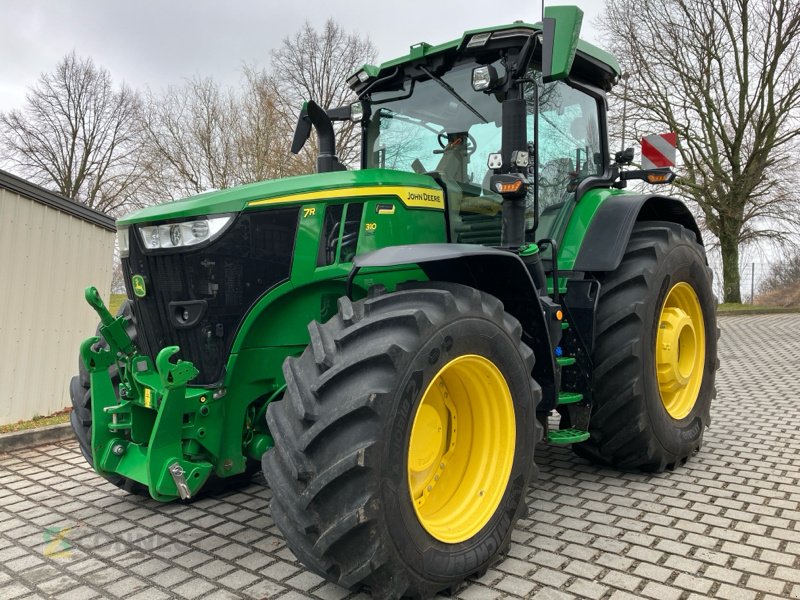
116;169;441;226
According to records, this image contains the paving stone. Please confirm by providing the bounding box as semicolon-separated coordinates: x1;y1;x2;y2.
171;578;216;599
641;581;683;600
150;566;192;587
746;574;788;595
601;570;642;592
565;578;608;600
243;578;287;598
104;575;149;597
716;584;758;600
53;584;99;600
129;557;169;577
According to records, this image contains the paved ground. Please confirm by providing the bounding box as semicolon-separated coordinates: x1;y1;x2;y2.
0;314;798;600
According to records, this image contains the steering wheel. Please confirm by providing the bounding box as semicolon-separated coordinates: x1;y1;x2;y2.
434;131;477;156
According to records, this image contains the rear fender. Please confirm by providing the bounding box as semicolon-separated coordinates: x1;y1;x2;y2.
353;243;558;407
573;195;704;272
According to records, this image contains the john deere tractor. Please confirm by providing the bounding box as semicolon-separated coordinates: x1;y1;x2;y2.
71;6;717;598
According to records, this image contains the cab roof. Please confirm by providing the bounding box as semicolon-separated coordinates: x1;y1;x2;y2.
349;21;620;92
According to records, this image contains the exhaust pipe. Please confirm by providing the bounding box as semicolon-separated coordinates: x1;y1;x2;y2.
291;100;346;173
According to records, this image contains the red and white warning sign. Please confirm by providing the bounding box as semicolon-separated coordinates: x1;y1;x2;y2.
641;132;677;169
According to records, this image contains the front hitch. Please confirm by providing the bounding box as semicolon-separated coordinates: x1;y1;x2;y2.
79;287;211;501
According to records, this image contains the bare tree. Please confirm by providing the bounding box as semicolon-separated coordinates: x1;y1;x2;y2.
755;248;800;306
139;20;375;197
602;0;800;303
138;71;294;200
139;77;239;198
271;19;377;171
0;52;144;215
235;67;297;181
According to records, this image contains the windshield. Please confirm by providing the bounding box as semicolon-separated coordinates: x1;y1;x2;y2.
362;59;604;246
365;61;507;193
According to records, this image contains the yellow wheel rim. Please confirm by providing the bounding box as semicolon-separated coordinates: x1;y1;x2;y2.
656;282;705;420
407;355;516;544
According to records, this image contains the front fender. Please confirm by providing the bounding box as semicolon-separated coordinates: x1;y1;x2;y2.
353;243;558;407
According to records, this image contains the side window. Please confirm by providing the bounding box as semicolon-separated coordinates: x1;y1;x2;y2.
340;203;363;263
316;203;364;266
317;204;344;266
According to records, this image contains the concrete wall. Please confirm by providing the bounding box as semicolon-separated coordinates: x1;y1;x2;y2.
0;185;115;425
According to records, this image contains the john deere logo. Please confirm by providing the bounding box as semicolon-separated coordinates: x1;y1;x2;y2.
131;275;147;298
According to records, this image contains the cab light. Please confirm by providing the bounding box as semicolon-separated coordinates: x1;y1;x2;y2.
472;65;499;92
495;179;523;194
646;172;674;184
466;32;491;48
350;101;364;122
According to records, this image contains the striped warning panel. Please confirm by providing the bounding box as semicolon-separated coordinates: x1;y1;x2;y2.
641;132;677;169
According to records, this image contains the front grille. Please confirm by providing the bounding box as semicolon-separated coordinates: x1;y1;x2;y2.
123;208;300;384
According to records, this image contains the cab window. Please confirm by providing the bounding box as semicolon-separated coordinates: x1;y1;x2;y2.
526;77;604;240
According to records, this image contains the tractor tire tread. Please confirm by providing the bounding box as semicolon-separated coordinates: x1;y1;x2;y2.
263;281;540;598
572;221;717;472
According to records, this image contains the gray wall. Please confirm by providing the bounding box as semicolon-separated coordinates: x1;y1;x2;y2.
0;178;115;425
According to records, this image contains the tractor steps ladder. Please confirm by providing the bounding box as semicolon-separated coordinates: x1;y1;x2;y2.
547;319;590;446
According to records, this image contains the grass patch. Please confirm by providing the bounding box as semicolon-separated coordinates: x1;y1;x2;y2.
108;293;127;315
0;409;71;434
717;303;799;314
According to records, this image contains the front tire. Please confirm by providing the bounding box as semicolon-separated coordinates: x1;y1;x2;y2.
573;221;718;471
262;282;541;598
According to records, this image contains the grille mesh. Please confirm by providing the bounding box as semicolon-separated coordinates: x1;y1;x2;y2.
122;208;300;384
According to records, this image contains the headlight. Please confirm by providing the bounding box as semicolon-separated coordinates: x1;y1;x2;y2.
138;216;232;251
117;227;130;258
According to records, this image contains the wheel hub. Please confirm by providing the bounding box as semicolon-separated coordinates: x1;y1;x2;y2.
408;403;445;473
656;282;706;420
407;355;515;544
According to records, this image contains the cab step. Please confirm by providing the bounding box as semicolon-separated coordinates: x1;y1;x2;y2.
556;356;576;367
548;428;590;445
557;391;583;405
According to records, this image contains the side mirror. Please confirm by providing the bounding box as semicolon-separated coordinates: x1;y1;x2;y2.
615;147;635;166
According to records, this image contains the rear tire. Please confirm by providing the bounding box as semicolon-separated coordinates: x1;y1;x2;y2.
572;221;718;471
262;282;541;598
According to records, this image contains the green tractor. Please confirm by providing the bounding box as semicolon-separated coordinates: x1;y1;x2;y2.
71;6;717;598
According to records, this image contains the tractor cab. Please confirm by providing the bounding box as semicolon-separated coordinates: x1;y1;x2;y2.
296;12;619;250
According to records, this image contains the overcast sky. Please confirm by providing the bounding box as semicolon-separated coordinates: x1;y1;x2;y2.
0;0;606;112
